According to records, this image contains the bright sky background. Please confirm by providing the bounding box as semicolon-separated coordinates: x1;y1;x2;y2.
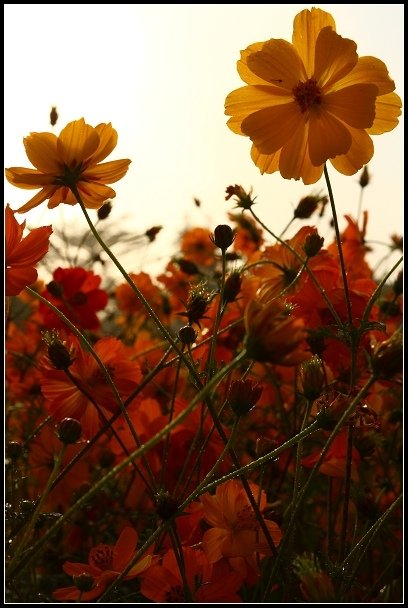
4;4;404;278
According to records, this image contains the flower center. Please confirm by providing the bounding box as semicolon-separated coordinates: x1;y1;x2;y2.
293;78;322;113
89;544;113;571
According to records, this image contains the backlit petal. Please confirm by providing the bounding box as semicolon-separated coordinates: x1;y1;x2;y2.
251;145;281;174
308;110;352;166
57;118;100;167
88;123;118;165
330;126;374;175
225;85;293;135
279;120;324;184
16;186;57;213
368;92;402;134
5;205;24;252
77;182;116;208
237;42;268;85
323;84;378;128
314;28;358;90
241;102;300;154
334;56;396;95
292;7;336;76
5;167;55;188
7;225;52;267
23;132;60;173
6;266;38;296
82;159;131;184
247;39;306;89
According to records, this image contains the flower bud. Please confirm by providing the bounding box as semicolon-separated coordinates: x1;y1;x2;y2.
57;418;82;444
315;391;352;431
97;200;112;220
211;224;235;251
50;106;58;126
42;330;74;370
155;490;179;520
73;573;95;592
359;165;370;188
228;379;263;417
371;330;403;378
46;280;63;298
223;271;242;303
303;232;324;257
293;554;335;602
7;440;23;461
175;258;199;275
299;356;325;401
178;325;197;345
255;436;279;458
225;184;256;210
145;225;162;242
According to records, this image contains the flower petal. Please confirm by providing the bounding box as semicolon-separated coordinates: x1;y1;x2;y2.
251;145;281;175
57;118;100;167
279;121;324;184
247;39;306;89
23;131;60;173
292;7;336;76
16;186;57;214
314;27;358;90
334;56;397;95
113;527;137;572
241;102;300;154
5;205;24;252
5;167;55;189
77;182;117;208
368;91;402;134
7;224;52;267
225;85;293;135
308;110;352;166
88;123;119;165
237;42;268;85
330;126;374;175
6;266;38;296
323;84;378;129
82;159;131;184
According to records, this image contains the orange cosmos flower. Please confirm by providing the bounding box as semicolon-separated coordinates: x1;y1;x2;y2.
53;526;152;602
180;227;216;267
5;118;131;213
40;335;142;439
244;297;310;365
200;480;282;563
5;204;52;296
301;428;361;482
225;7;401;184
140;547;243;603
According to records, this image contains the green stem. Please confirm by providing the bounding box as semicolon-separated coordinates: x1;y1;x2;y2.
8;444;66;568
338;423;354;562
323;164;353;326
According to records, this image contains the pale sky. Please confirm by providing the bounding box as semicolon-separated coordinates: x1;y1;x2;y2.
4;4;404;278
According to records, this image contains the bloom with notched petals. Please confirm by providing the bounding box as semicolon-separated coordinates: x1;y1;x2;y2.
5;204;52;296
6;118;131;213
225;8;401;184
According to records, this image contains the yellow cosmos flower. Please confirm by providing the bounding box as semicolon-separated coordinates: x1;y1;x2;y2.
5;118;131;213
225;8;402;184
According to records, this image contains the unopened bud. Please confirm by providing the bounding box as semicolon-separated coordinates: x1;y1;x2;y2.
359;166;370;188
371;330;403;378
178;325;197;345
57;418;82;444
73;573;95;592
223;271;242;304
211;224;235;251
228;379;263;417
315;391;352;431
303;233;324;258
97;201;112;220
42;330;74;370
155;490;179;520
299;356;325;401
255;436;279;458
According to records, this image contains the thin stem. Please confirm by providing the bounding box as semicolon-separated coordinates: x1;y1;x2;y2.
338;424;354;562
323;164;353;325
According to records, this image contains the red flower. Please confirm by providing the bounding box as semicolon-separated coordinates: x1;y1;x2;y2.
141;547;243;603
302;428;361;481
40;335;142;439
5;203;52;296
53;526;152;601
39;266;108;330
